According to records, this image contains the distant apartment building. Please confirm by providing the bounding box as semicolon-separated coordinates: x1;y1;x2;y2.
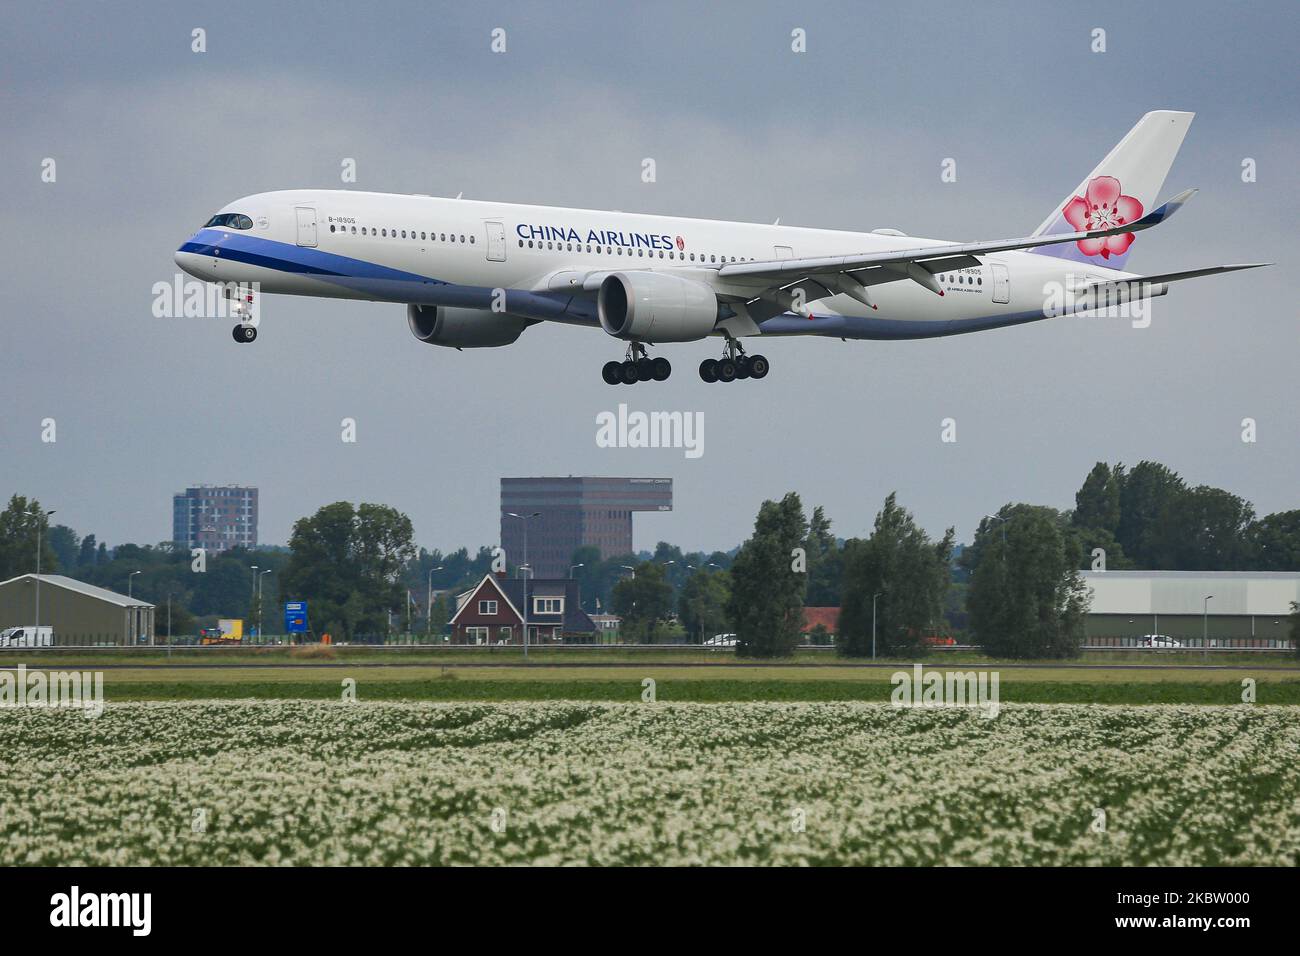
501;477;672;578
172;485;258;554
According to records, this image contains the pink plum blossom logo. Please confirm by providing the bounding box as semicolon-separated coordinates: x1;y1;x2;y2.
1063;176;1143;259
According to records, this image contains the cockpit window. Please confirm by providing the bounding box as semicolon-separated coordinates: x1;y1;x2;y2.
203;213;254;230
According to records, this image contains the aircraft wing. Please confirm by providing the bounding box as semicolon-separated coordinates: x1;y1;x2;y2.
717;188;1190;286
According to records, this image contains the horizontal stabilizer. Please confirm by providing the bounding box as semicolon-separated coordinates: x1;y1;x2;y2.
1083;262;1271;291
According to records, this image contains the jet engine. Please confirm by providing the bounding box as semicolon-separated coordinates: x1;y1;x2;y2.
406;304;529;348
597;272;719;343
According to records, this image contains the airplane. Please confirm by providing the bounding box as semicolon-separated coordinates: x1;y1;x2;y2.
175;110;1266;385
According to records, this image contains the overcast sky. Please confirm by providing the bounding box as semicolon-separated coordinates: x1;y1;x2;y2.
2;0;1296;556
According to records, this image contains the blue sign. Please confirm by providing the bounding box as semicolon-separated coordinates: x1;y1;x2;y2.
284;602;308;634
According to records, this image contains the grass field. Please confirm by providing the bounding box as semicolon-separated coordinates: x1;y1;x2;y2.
6;659;1298;704
4;644;1294;668
3;701;1297;866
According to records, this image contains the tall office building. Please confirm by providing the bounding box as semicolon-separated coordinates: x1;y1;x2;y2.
500;477;672;578
172;485;259;554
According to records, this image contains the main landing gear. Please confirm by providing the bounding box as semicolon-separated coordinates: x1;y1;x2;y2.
602;342;671;385
699;336;768;383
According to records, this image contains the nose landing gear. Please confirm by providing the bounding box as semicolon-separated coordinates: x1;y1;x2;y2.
602;342;671;384
699;336;768;383
228;286;258;343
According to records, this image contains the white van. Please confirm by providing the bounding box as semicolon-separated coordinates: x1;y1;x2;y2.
0;626;54;648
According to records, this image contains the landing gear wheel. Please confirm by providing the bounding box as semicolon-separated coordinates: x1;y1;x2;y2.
602;361;622;385
650;357;672;381
233;324;257;343
636;357;653;381
619;360;640;385
734;355;752;379
748;354;770;379
699;359;718;383
716;358;737;382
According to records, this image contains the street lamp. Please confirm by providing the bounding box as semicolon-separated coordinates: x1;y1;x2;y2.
984;513;1008;545
569;563;584;578
31;508;55;640
1203;595;1214;660
259;569;272;643
519;564;533;660
426;565;444;638
620;564;636;579
128;569;141;598
872;591;883;660
505;511;541;579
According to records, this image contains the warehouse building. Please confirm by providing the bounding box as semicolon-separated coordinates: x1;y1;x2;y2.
0;574;155;646
1082;571;1299;648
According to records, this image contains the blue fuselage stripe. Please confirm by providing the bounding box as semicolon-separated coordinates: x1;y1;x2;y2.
180;228;440;284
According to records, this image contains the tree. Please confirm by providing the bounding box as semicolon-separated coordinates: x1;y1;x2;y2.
1073;462;1121;534
804;505;844;606
279;501;416;640
968;508;1088;659
47;525;79;572
838;494;953;657
1251;511;1300;571
610;562;674;642
726;493;808;658
1116;461;1184;567
1150;485;1254;570
0;495;57;580
678;568;731;643
78;533;98;567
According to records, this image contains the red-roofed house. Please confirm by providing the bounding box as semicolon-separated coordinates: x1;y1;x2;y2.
801;606;840;644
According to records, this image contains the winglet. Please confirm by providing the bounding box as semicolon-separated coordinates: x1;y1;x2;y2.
1134;187;1197;228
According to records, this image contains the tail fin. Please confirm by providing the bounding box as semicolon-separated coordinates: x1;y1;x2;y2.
1030;110;1193;269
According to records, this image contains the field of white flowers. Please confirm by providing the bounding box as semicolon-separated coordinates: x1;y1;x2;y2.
2;701;1297;865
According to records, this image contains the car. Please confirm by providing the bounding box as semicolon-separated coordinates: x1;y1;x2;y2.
0;626;53;648
702;633;737;647
1141;634;1183;649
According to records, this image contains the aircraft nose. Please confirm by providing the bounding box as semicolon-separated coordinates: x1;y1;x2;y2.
174;236;202;276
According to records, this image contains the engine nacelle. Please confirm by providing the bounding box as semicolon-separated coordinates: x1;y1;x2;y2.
597;272;719;343
406;304;529;348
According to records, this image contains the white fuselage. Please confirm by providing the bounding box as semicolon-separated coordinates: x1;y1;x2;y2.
175;189;1145;341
